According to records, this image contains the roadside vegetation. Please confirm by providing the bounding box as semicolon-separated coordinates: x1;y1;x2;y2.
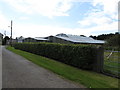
7;46;119;88
12;42;99;70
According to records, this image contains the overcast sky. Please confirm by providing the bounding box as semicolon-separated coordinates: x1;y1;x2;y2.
0;0;119;38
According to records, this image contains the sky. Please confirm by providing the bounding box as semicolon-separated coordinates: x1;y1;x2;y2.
0;0;119;38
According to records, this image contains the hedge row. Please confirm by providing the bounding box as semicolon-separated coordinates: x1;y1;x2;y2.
13;42;99;70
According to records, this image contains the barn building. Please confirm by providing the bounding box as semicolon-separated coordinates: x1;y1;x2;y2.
23;37;48;42
48;33;105;45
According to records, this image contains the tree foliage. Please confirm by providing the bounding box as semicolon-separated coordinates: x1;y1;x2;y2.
2;36;10;45
106;34;120;47
89;32;119;40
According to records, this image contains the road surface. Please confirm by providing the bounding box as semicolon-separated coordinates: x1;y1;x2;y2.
2;46;85;88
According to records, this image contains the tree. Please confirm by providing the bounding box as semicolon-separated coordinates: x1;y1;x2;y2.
89;32;119;40
89;35;97;39
80;35;86;37
106;34;120;47
2;36;10;45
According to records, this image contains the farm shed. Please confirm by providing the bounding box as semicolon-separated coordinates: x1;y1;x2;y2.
48;33;105;45
16;36;25;43
23;37;48;42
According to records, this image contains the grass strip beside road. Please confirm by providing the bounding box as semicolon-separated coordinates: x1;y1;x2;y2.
7;46;119;88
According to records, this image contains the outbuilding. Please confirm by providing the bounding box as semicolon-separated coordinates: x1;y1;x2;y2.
48;33;105;45
23;37;48;42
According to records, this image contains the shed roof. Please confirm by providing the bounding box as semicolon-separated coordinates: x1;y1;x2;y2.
34;37;48;41
54;33;105;44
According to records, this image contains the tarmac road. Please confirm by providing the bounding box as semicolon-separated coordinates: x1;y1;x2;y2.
2;46;85;88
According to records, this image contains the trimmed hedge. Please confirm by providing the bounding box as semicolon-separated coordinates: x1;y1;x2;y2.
13;42;99;70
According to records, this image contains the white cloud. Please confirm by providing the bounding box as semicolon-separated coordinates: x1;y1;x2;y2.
0;11;10;35
0;12;9;27
92;0;119;14
12;20;118;38
92;0;119;20
0;0;119;38
64;0;92;3
12;23;72;38
78;12;113;26
2;0;74;18
2;0;95;18
77;0;119;34
88;22;118;32
19;16;29;20
11;21;94;38
78;20;91;26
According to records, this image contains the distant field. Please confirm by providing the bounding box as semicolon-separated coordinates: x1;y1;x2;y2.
104;51;120;61
104;51;120;77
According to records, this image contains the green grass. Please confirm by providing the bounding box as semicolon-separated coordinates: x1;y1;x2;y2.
104;51;120;62
104;51;120;77
6;46;119;88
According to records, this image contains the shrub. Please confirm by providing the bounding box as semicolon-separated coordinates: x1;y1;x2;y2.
13;42;100;70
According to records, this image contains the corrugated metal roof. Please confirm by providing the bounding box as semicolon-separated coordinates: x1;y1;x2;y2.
34;37;48;41
54;33;105;44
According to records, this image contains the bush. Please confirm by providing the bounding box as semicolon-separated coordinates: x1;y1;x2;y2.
13;42;99;70
107;34;120;47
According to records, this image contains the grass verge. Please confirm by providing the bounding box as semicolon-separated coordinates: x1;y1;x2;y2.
7;46;119;88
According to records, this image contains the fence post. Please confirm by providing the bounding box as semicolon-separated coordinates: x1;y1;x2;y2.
93;46;104;73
